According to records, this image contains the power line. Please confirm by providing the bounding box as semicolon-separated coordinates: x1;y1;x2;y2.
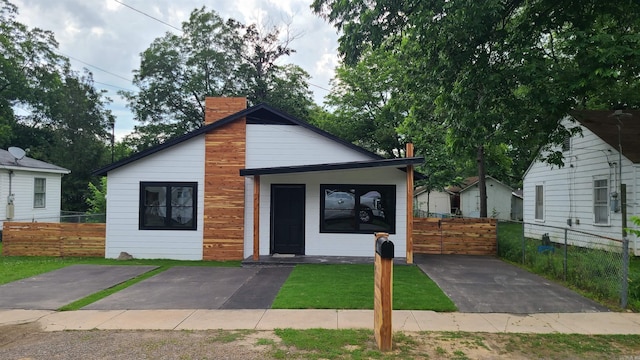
113;0;182;32
309;82;330;92
93;80;137;93
57;51;133;83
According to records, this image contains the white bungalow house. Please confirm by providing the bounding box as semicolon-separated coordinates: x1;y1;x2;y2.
0;148;70;229
522;110;640;256
413;186;453;217
456;176;514;221
93;97;423;261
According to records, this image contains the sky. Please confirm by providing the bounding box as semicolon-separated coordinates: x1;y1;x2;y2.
13;0;340;139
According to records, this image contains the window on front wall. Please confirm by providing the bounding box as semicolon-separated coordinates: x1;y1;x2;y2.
593;179;609;225
34;178;46;208
320;184;396;234
139;182;197;230
534;185;543;220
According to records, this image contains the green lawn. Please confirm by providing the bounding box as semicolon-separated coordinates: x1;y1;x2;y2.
272;264;456;311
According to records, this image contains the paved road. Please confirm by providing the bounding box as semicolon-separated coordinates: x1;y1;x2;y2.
415;255;609;313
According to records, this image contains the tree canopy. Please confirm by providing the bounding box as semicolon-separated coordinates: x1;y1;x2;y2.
122;7;314;150
1;0;115;212
313;0;640;216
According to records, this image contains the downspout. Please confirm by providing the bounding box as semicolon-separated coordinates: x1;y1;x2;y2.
6;170;15;220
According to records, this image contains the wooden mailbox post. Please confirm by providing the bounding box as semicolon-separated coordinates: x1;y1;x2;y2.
374;232;393;351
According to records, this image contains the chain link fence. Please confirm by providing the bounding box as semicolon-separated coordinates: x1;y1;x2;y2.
497;220;634;309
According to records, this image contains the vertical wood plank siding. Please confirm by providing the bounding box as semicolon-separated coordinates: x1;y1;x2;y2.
413;218;497;255
203;119;246;260
202;97;247;261
2;222;105;257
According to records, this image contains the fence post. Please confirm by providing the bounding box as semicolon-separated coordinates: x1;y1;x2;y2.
622;237;629;308
521;221;526;264
621;183;629;309
563;228;568;282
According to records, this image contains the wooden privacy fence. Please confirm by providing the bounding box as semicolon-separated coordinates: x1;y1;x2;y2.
2;222;106;257
413;217;497;255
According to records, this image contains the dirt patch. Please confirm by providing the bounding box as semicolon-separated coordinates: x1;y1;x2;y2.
2;324;640;359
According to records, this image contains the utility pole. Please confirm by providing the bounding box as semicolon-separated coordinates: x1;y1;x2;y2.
610;109;631;308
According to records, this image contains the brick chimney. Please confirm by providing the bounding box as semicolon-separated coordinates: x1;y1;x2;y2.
205;97;247;125
203;97;247;261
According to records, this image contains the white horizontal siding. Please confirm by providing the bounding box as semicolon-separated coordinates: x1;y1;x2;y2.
105;137;205;260
414;190;451;215
244;167;408;258
523;119;638;251
246;124;373;168
0;169;63;229
460;179;512;220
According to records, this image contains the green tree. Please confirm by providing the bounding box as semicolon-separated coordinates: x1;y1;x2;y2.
324;46;408;157
1;1;115;212
0;0;68;146
122;7;313;150
313;0;640;217
86;177;107;215
11;70;114;211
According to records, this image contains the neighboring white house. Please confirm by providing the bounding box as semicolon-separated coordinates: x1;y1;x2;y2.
458;176;514;221
0;148;70;229
93;97;423;261
522;110;640;256
413;187;453;217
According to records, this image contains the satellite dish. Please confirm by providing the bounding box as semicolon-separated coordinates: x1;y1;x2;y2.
8;147;26;161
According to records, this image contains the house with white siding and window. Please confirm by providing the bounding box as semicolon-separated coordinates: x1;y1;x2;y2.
522;110;640;256
0;148;70;230
93;97;423;261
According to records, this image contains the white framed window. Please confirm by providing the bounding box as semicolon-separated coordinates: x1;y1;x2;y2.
593;178;609;225
534;184;544;221
34;178;46;208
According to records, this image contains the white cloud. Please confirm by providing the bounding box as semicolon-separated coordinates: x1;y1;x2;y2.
13;0;340;137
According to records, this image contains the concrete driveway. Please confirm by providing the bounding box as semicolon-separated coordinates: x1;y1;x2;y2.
0;265;292;311
84;266;292;310
0;265;157;310
415;255;609;313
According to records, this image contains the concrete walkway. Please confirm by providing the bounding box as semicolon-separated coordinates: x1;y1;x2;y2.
2;309;640;334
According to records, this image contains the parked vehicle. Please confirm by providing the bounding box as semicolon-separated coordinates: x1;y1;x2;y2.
324;190;384;223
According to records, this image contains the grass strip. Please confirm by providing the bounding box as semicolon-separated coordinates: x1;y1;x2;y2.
57;266;169;311
272;264;456;311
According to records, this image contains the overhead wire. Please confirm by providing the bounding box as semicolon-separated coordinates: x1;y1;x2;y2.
111;0;332;94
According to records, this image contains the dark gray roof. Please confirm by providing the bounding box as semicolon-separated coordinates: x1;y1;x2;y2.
570;110;640;163
0;149;70;173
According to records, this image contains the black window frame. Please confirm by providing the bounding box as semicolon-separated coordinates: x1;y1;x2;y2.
139;181;198;230
320;184;396;234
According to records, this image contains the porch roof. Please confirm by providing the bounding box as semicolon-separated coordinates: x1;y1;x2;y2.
239;157;425;177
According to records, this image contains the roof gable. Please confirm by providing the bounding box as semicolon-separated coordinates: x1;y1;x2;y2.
93;103;388;176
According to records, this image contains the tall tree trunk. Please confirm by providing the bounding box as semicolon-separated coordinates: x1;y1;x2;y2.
477;145;487;218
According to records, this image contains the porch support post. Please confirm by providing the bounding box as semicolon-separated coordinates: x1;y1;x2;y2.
253;175;260;261
406;143;414;264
